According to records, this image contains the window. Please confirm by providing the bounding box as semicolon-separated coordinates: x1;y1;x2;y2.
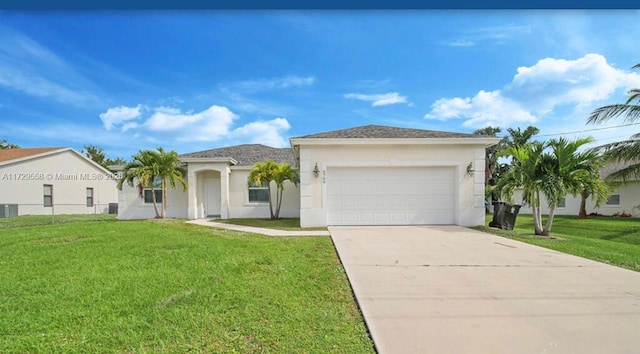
86;188;94;207
248;182;269;203
43;184;53;207
557;197;566;208
144;178;163;204
606;194;620;206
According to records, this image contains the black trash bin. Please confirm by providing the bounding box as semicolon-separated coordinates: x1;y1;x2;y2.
489;201;521;230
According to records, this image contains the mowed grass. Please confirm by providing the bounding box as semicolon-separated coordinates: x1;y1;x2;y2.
0;213;116;230
215;218;328;231
0;219;374;353
474;214;640;272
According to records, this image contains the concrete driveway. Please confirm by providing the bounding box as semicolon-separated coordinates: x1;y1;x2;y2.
330;226;640;354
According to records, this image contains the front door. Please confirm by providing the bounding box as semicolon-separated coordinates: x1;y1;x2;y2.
204;177;221;217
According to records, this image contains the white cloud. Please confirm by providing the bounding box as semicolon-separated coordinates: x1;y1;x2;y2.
446;40;475;47
509;53;640;113
145;105;237;141
425;53;640;128
97;102;292;147
426;90;538;128
442;24;534;47
232;75;316;93
99;105;142;130
230;118;291;147
344;92;408;107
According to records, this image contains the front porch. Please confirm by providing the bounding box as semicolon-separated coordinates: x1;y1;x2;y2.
187;164;230;219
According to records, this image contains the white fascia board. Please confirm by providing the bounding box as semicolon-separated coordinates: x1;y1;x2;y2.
180;157;238;165
289;137;502;147
231;165;299;171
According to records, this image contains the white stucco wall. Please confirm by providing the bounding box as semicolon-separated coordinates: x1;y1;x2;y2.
511;183;640;217
295;143;487;227
228;167;300;219
117;182;188;220
0;150;118;216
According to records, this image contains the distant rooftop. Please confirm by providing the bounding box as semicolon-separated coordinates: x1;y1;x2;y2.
291;124;479;139
179;144;296;166
0;147;65;163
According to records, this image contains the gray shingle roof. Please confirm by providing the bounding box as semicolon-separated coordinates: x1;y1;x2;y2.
291;124;478;139
179;144;296;166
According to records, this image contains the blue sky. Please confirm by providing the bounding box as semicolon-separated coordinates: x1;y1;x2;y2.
1;10;640;160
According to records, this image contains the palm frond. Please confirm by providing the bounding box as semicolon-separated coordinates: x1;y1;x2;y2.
587;104;640;124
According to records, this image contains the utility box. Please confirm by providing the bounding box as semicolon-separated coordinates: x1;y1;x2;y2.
108;203;118;215
489;201;521;230
0;204;18;218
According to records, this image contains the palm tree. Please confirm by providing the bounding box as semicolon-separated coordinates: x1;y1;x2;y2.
154;147;187;219
587;62;640;183
248;160;298;220
271;163;299;219
118;150;161;218
506;126;540;149
117;147;187;219
496;141;547;235
497;137;607;236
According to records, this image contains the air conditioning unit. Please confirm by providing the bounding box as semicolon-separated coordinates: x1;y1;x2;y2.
0;204;18;218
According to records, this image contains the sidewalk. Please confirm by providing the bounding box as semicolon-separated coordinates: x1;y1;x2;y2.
187;219;330;236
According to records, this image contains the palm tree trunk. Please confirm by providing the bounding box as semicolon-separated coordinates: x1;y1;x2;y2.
161;179;167;219
532;191;544;235
274;186;283;220
543;205;556;236
267;182;275;220
578;190;589;219
150;186;160;218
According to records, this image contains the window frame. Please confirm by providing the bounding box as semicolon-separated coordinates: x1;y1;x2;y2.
247;181;269;204
606;194;620;206
143;177;163;204
43;184;53;207
86;187;94;207
557;197;566;208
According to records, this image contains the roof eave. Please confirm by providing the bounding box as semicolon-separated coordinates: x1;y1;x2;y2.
0;147;69;167
289;137;502;147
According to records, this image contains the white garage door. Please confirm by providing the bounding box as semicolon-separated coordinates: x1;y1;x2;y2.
326;166;455;225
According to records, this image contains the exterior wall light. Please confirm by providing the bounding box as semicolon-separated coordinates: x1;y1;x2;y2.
466;162;475;176
313;163;320;178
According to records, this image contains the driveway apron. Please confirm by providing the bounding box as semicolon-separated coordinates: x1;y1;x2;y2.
330;226;640;354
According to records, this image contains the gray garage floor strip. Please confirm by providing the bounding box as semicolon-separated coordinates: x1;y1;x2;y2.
330;225;640;354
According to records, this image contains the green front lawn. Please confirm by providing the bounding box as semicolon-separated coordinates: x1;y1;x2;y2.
474;214;640;272
214;218;328;231
0;213;116;230
0;219;373;353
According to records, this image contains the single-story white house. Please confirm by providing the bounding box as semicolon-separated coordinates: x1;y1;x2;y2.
118;125;500;227
0;147;119;217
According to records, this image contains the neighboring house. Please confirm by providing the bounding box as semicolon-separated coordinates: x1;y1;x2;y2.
513;163;640;217
117;125;499;227
0;148;119;216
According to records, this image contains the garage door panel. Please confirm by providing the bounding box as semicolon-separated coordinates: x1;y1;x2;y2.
327;166;455;225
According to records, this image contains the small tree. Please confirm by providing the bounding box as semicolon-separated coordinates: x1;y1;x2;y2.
497;137;607;236
248;160;298;220
82;145;126;171
0;139;19;150
118;150;161;218
154;147;187;219
117;147;186;219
